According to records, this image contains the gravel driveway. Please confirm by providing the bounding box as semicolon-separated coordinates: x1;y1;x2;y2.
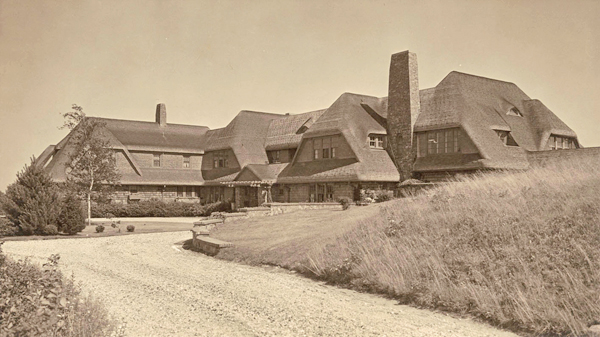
2;232;517;337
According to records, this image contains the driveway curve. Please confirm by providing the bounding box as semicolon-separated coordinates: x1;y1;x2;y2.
2;232;517;337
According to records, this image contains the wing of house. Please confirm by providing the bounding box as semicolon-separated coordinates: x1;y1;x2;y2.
36;50;586;205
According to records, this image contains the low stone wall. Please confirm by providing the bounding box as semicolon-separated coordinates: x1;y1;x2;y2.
266;202;341;215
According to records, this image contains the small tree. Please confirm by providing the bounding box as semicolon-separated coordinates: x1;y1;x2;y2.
61;105;120;227
57;192;86;234
1;158;62;235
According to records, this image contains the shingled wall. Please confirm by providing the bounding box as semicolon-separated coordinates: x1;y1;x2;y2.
527;147;600;166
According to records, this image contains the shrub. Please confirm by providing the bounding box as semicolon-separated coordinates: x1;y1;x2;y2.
0;242;119;336
57;192;86;235
126;225;135;232
91;200;231;218
373;189;393;203
95;225;105;233
337;197;352;210
43;224;59;235
0;218;19;237
1;158;62;235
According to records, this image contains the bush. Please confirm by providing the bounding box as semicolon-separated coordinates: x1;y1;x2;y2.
43;224;59;235
337;197;352;210
0;218;19;237
373;189;393;203
91;200;231;218
95;225;105;233
1;158;62;235
0;242;119;336
57;192;86;235
126;225;135;232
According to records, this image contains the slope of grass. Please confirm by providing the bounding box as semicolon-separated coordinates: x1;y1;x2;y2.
212;204;384;269
307;159;600;336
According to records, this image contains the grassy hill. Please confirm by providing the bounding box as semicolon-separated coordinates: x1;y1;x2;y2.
214;158;600;336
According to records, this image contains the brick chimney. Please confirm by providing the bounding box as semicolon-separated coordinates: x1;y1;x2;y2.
155;103;167;126
386;51;420;182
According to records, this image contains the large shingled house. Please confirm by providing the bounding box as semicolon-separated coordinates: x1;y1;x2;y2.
37;50;586;207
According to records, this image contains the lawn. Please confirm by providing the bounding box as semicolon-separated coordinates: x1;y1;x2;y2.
212;157;600;336
211;204;385;270
1;220;193;241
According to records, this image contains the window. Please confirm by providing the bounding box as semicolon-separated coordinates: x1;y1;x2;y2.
309;184;334;202
369;135;385;149
186;186;194;197
312;136;338;160
183;155;191;168
507;107;523;117
495;130;518;147
416;128;461;157
268;150;281;164
326;185;334;201
549;135;577;150
212;151;229;168
177;186;184;197
129;185;138;194
153;154;161;167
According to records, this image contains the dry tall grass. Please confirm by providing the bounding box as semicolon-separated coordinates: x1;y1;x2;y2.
307;158;600;335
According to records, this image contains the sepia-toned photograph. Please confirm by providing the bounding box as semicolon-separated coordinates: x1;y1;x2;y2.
0;0;599;336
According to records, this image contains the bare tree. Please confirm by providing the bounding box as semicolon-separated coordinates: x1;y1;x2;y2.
61;105;120;226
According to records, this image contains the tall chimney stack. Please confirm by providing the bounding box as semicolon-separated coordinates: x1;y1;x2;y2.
156;103;167;127
386;51;420;182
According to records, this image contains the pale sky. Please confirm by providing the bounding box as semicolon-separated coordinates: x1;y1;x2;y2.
1;0;598;191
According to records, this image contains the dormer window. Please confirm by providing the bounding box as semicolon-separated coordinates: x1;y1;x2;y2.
495;130;518;146
549;135;578;150
369;135;385;149
183;155;191;168
507;107;523;117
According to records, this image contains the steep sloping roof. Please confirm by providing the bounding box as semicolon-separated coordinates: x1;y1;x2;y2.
523;99;577;149
278;93;399;183
413;71;578;171
41;117;209;184
203;111;286;168
264;110;326;150
94;118;209;153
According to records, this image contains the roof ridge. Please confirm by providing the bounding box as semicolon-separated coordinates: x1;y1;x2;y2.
89;116;209;128
447;71;517;86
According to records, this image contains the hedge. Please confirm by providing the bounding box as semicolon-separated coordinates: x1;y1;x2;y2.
91;200;231;218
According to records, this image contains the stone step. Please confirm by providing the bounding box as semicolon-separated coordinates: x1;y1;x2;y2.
193;218;224;226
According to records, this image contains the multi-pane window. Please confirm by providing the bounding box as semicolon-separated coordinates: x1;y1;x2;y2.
495;130;519;147
312;136;338;160
153;154;161;167
549;135;577;150
183;155;191;168
416;128;460;157
309;183;335;202
268;150;281;163
212;151;228;168
369;135;385;149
